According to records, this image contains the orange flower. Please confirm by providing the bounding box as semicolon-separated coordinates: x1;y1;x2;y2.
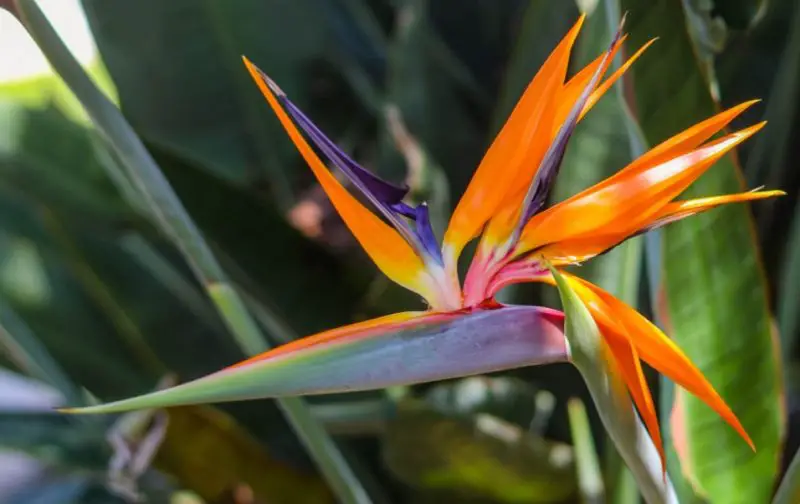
240;14;778;465
66;15;781;474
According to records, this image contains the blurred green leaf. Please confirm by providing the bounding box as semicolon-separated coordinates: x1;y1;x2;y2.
773;447;800;504
383;398;576;503
79;0;331;195
621;1;784;501
567;398;604;504
15;1;373;499
0;403;330;503
0;102;155;395
0;412;110;470
155;405;332;504
717;0;800;286
380;0;488;192
0;298;83;406
711;0;768;30
0;100;130;222
779;203;800;361
491;1;578;130
152;145;371;336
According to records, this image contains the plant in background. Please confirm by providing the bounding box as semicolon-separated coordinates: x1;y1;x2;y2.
63;13;781;489
3;0;799;502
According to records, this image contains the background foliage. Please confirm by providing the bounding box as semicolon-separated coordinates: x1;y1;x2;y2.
0;0;798;502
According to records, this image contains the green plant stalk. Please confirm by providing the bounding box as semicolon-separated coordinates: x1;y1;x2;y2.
549;264;677;504
13;1;370;501
568;398;605;503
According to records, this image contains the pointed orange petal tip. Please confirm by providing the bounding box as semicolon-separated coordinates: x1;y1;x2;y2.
242;56;285;97
568;276;756;452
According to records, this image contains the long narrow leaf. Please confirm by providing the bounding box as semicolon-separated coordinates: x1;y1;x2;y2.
0;298;83;406
620;1;783;501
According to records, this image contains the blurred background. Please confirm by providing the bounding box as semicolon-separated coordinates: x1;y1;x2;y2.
0;0;798;502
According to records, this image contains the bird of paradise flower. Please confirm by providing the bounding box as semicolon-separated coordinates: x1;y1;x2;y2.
63;15;781;470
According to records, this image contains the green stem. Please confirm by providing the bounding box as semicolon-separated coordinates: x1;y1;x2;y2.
568;398;605;503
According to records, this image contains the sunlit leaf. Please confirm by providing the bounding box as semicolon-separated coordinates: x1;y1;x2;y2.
621;1;784;501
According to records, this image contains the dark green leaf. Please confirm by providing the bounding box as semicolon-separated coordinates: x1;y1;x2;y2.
621;2;783;501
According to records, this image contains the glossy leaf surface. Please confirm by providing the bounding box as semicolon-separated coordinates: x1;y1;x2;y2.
621;2;783;501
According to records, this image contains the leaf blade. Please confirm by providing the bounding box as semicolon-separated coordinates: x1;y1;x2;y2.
620;1;784;501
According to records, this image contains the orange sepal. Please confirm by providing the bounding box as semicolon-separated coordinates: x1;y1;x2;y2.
587;100;760;196
537;271;666;466
604;329;666;473
553;37;656;130
533;190;784;265
533;272;754;452
579;38;656;121
443;14;585;263
573;276;755;451
516;122;765;256
242;57;433;299
647;190;786;229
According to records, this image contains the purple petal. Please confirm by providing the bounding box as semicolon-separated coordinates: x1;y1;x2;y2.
280;97;409;205
257;70;444;263
393;202;443;265
59;306;568;414
517;22;625;228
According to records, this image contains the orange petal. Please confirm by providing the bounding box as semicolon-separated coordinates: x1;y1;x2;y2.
516;123;765;256
528;272;753;450
443;14;585;264
646;190;785;229
533;190;784;264
553;37;655;131
579;39;656;121
573;276;755;451
552;35;626;128
243;57;434;299
536;272;665;467
604;329;665;473
587;100;760;196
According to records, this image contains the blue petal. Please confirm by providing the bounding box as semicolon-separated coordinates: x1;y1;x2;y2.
277;94;409;205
